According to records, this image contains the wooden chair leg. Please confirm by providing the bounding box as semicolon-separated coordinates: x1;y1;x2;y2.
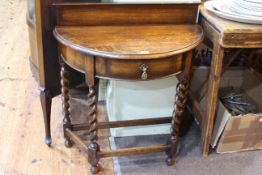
87;85;100;174
166;51;193;165
60;61;74;148
40;89;52;147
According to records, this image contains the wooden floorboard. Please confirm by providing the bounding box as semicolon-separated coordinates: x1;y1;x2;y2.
0;1;114;175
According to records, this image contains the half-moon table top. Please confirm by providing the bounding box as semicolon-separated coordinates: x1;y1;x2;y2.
54;24;203;60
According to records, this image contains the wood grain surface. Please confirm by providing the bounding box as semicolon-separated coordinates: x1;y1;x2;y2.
54;25;203;59
54;3;199;26
200;7;262;48
0;1;113;175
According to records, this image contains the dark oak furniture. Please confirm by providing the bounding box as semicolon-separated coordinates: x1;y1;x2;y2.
52;3;203;174
27;0;101;146
195;7;262;156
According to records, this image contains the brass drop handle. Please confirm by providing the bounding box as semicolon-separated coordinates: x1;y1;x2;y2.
140;64;148;80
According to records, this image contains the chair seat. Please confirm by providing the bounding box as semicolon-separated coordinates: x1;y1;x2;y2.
54;24;203;59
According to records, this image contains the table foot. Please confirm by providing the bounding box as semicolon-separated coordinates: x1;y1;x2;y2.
166;157;175;166
45;137;52;147
88;143;100;174
90;164;100;174
65;139;74;148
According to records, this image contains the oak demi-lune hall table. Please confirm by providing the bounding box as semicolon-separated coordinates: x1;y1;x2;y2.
52;3;203;174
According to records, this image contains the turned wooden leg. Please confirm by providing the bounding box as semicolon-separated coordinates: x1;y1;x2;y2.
87;85;100;174
40;89;52;147
84;56;100;174
60;61;74;148
166;81;189;165
166;51;193;165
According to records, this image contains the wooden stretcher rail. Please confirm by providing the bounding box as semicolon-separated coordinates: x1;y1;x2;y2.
71;117;172;131
67;128;169;158
99;145;169;158
53;3;199;26
66;129;88;151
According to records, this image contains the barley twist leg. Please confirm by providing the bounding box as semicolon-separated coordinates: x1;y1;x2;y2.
87;85;100;174
60;61;74;148
166;80;189;165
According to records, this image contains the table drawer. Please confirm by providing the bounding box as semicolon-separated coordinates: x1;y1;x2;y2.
95;55;183;80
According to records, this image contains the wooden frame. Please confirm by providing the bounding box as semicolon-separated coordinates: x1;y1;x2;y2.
195;7;262;156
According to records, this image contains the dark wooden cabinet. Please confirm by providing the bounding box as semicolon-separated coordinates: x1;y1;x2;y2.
26;0;101;146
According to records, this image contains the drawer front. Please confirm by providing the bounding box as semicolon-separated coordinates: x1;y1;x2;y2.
95;55;183;80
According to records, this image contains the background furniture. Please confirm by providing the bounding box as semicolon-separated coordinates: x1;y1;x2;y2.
26;0;101;146
53;2;202;174
195;7;262;156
